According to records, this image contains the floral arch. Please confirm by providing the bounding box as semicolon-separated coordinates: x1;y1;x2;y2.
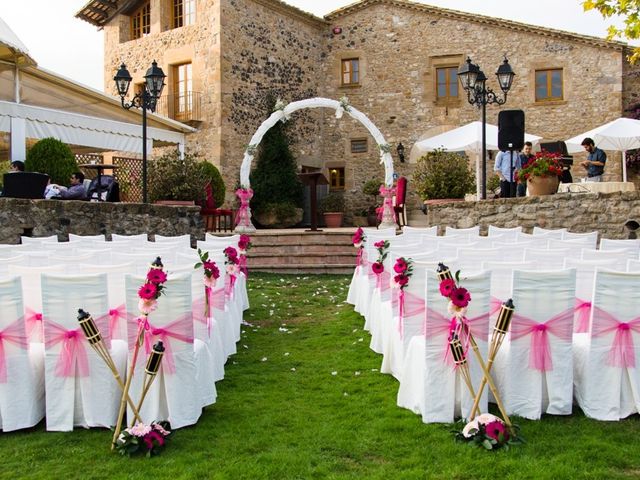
235;97;396;233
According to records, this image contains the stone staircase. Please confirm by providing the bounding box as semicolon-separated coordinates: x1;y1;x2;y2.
247;229;357;274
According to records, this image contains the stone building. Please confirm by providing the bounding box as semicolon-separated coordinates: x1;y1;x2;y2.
76;0;637;214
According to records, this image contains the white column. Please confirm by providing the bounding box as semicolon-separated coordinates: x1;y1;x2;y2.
623;151;628;183
9;117;26;161
178;141;185;160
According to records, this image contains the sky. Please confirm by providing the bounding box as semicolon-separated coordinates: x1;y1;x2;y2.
0;0;632;92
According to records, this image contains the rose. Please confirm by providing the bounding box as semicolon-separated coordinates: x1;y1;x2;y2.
394;258;408;274
204;261;220;279
439;278;456;298
238;234;251;250
394;274;409;287
146;269;167;285
352;228;364;245
484;420;509;442
143;430;165;450
450;287;471;308
371;262;384;274
224;246;238;260
374;240;385;248
138;282;158;300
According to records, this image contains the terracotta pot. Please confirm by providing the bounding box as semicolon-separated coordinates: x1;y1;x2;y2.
527;176;559;196
323;212;343;228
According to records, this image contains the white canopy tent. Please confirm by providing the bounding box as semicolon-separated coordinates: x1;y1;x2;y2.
565;117;640;182
414;121;543;198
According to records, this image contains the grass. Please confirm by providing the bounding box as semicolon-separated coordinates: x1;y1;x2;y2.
2;273;640;479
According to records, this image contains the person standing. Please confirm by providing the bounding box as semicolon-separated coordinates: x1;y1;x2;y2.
517;141;535;197
494;149;521;198
579;138;606;182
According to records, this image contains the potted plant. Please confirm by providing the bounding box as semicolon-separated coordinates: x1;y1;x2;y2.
362;178;382;226
319;191;345;228
352;209;369;227
517;151;563;196
413;149;475;204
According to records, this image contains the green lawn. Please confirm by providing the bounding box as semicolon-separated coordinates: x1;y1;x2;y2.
2;273;640;479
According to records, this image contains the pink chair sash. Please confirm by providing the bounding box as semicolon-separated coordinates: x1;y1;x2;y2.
235;188;253;228
44;319;90;378
225;274;237;298
192;287;225;337
591;304;640;369
510;308;574;372
238;255;249;277
131;313;194;374
490;296;503;316
391;289;426;339
0;317;29;383
355;249;363;272
25;307;43;342
375;270;391;293
574;298;592;333
104;304;126;339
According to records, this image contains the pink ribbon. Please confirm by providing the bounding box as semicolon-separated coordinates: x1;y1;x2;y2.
235;188;253;227
574;298;592;333
375;270;391;293
25;307;43;342
378;185;397;222
591;305;640;369
193;287;226;338
490;296;503;316
104;304;127;339
510;308;574;372
225;274;237;298
0;317;29;383
391;289;426;339
44;319;90;378
355;249;363;272
238;255;249;277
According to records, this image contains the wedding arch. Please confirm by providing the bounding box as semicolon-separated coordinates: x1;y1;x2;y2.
234;97;397;233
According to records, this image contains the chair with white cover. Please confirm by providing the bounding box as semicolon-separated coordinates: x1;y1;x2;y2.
532;227;566;239
481;260;536;318
69;234;106;242
628;259;640;272
600;238;640;258
436;241;478;260
111;233;148;242
488;242;526;262
580;248;632;267
0;254;25;275
49;252;95;264
473;235;504;247
41;272;126;431
397;269;491;423
514;232;549;248
154;234;191;248
563;231;598;249
0;276;45;431
131;244;178;265
112;252;161;274
41;241;80;253
524;247;571;270
18;250;52;267
456;247;502;273
21;235;58;245
488;225;522;242
202;234;240;246
124;273;201;428
548;238;596;252
493;268;576;420
76;248;113;265
574;270;640;420
402;226;437;237
445;226;480;237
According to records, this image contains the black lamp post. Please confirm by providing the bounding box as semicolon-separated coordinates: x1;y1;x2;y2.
396;142;405;163
458;56;515;200
113;61;166;203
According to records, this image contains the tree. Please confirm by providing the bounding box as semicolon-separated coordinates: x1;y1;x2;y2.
583;0;640;63
25;137;78;185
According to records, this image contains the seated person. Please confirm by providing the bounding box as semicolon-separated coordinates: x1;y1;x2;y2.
9;160;25;172
49;171;87;200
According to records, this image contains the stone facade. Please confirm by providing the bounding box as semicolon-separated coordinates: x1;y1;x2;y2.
98;0;634;216
0;198;203;244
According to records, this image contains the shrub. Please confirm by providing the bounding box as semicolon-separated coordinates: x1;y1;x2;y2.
319;191;345;213
362;178;382;197
199;161;225;207
0;160;9;189
148;150;207;203
413;150;475;200
25;138;77;185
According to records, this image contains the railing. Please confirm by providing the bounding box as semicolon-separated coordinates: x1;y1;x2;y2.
75;154;103;179
155;91;202;123
113;156;144;203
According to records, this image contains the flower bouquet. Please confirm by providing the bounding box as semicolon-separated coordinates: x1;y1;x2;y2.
352;228;366;269
454;413;523;451
237;234;252;275
115;421;172;457
371;240;389;275
224;246;240;295
194;248;220;319
517;150;563;196
393;256;413;289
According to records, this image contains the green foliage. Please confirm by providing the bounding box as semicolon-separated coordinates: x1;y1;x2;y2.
25;137;77;185
413;149;475;200
319;191;345;213
250;97;303;216
199;161;226;207
487;174;501;194
0;160;9;188
259;201;298;221
362;178;382;198
583;0;640;63
148;150;207;203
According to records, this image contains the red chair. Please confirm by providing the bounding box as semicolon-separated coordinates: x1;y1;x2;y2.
394;176;408;228
200;183;233;232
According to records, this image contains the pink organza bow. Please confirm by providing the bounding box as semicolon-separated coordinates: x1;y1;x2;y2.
490;296;503;316
574;298;592;333
44;320;90;378
378;185;397;222
25;307;43;342
0;317;29;383
510;308;574;372
355;249;364;271
193;287;226;338
238;255;249;277
225;274;237;298
235;188;254;228
591;305;640;369
375;270;391;293
105;304;126;339
128;313;194;374
391;289;426;339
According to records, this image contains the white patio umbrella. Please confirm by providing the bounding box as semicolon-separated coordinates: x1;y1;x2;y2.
0;16;36;66
565;117;640;182
414;121;543;197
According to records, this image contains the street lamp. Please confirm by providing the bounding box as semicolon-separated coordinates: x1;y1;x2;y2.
114;60;166;203
396;142;405;163
458;56;515;200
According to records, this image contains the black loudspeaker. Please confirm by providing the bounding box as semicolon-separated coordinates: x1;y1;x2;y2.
498;109;525;151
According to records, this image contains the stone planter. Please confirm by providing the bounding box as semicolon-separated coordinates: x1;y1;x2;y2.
527;176;559;196
254;207;303;228
323;212;343;228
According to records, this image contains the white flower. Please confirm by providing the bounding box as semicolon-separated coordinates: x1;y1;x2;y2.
354;371;361;376
128;422;152;437
204;276;217;289
461;420;479;438
138;299;157;314
447;302;468;319
238;249;247;256
353;241;362;248
261;357;268;362
331;371;338;376
291;368;296;372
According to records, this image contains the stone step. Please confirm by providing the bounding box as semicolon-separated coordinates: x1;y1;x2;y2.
251;244;356;255
250;232;354;246
250;263;355;275
248;252;356;266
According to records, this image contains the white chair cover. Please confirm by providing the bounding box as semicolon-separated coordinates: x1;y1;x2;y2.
445;226;480;236
41;272;126;431
627;259;640;272
488;242;526;262
437;241;478;259
111;233;148;242
204;233;240;244
580;248;632;268
112;252;161;274
68;234;106;241
402;226;437;237
524;248;571;270
532;227;566;238
0;276;45;431
563;231;598;249
21;235;58;245
456;247;502;272
18;250;52;267
574;270;640;420
49;252;94;264
493;268;576;419
481;260;536;316
0;254;25;275
76;248;113;265
600;238;640;258
514;232;549;247
488;225;522;241
124;273;201;429
154;234;191;248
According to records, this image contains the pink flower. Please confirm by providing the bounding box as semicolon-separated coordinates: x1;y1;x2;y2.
352;228;364;245
204;261;220;279
238;240;249;251
143;430;165;450
153;423;170;436
128;422;152;437
138;299;158;314
374;240;385;248
138;283;158;300
146;269;167;285
394;258;408;273
394;274;409;287
227;263;240;275
451;287;471;308
484;420;509;442
439;278;456;298
239;234;251;245
371;262;384;274
224;246;238;260
204;275;217;289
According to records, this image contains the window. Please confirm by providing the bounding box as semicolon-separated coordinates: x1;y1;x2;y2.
436;66;459;100
341;58;360;86
172;63;193;120
535;69;563;101
329;167;346;189
350;138;367;154
172;0;196;28
131;1;151;40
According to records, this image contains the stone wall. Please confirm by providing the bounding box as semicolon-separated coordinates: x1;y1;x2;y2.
0;199;204;244
424;191;640;239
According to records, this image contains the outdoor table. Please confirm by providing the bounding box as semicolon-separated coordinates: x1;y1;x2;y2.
557;181;635;194
78;163;120;201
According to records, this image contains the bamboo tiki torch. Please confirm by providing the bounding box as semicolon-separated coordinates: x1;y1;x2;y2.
130;341;164;428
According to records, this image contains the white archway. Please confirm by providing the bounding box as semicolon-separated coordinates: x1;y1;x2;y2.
235;97;396;233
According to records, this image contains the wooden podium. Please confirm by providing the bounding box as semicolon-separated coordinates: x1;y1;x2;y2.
298;172;328;232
